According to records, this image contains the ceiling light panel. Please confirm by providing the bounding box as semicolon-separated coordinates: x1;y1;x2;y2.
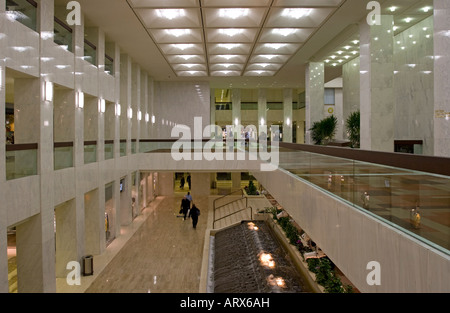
166;54;206;63
159;43;204;54
206;28;259;43
129;0;199;7
136;8;201;28
246;63;283;71
248;54;290;63
272;0;344;6
172;63;207;71
266;8;334;28
202;0;272;6
259;28;315;43
149;28;203;43
253;43;301;54
176;70;208;76
203;8;267;27
209;54;248;63
210;70;242;76
209;63;245;71
207;43;253;54
244;70;276;76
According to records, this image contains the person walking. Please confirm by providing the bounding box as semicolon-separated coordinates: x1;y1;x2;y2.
190;203;200;229
180;196;190;220
187;174;191;190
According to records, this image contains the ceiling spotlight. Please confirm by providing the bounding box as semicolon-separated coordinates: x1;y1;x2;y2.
389;6;397;12
404;17;412;23
422;7;431;13
281;8;312;19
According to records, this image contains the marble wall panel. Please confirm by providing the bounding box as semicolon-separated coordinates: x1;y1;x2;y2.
5;176;40;226
53;168;76;206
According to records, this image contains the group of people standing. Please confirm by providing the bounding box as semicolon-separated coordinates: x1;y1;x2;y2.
180;174;191;190
180;192;200;229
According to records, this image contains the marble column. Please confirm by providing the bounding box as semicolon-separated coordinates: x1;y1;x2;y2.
120;54;132;152
158;172;174;196
433;0;450;157
258;88;267;136
17;14;56;290
231;172;241;190
232;88;241;137
305;62;325;144
342;58;361;140
283;89;293;143
210;89;216;136
360;15;395;152
191;173;211;198
148;77;155;138
55;200;77;278
0;52;8;293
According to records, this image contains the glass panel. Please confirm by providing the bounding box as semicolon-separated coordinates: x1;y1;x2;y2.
84;144;97;164
5;0;38;32
104;143;114;160
120;142;126;157
131;141;136;155
276;147;450;254
54;17;73;52
54;145;73;170
84;40;97;66
105;55;114;76
6;147;38;180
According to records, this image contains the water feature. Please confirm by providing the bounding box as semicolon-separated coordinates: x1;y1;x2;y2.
211;221;312;293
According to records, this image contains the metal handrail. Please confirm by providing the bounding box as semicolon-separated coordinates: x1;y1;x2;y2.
213;206;253;229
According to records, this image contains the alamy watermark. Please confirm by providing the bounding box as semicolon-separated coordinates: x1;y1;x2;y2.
170;117;279;172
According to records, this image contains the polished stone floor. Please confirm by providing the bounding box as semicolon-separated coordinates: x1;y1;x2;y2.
84;194;209;293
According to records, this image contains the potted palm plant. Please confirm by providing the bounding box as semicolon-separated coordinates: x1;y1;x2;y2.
310;115;338;145
345;111;360;148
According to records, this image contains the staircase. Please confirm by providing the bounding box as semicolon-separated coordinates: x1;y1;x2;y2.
213;190;253;229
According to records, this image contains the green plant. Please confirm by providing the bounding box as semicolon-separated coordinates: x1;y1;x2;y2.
310;115;338;145
246;180;259;195
346;110;360;148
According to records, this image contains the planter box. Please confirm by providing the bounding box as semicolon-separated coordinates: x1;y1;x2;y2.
264;215;325;293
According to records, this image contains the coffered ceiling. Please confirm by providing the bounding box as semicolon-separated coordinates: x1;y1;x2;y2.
128;0;344;79
76;0;434;89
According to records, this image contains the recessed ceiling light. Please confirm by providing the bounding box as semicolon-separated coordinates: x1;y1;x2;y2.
264;43;286;50
219;8;249;19
218;43;241;50
156;9;185;20
404;17;412;23
180;55;196;60
172;44;194;50
166;29;191;37
218;55;238;60
389;6;397;12
337;50;343;54
344;46;351;50
281;8;312;19
272;28;297;37
219;29;244;37
260;55;277;60
422;7;431;13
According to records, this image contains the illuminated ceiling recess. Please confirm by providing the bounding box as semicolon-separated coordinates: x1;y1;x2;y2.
128;0;344;78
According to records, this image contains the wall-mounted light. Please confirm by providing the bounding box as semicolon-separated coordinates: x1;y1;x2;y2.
152;115;156;124
145;113;150;123
98;98;106;113
234;117;239;126
260;117;265;126
137;110;142;121
286;118;291;126
0;66;3;91
128;107;133;119
76;91;84;109
44;81;53;102
115;103;121;116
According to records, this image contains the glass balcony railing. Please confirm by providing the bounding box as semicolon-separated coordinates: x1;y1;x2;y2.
104;141;114;160
5;0;38;32
276;143;450;255
54;142;74;170
54;17;73;52
131;140;137;155
84;141;97;164
6;143;38;180
84;39;97;66
105;54;114;76
120;140;127;157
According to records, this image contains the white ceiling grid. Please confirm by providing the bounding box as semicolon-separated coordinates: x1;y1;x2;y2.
128;0;345;78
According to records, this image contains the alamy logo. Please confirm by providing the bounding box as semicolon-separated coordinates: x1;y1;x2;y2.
171;117;279;172
66;1;81;26
367;1;381;26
